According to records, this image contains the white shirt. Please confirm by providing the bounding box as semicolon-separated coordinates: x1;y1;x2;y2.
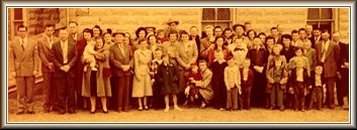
21;37;28;49
296;68;304;82
320;40;330;63
60;40;68;64
46;35;54;49
315;74;322;86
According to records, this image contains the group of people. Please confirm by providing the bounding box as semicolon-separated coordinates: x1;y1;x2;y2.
9;18;349;115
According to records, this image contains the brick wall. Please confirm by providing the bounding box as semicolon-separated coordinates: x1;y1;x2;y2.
68;8;202;37
338;8;349;43
234;8;307;35
26;8;61;36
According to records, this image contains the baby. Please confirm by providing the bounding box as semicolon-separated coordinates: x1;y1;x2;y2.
83;40;98;72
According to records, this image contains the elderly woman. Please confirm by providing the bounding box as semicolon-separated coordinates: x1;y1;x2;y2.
82;37;112;114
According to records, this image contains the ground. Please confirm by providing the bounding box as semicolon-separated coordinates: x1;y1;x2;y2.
6;83;350;123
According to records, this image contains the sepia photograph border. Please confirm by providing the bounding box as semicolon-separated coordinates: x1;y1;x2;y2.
1;0;356;128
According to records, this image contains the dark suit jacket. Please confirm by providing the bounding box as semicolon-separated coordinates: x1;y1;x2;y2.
38;34;59;72
281;46;295;62
315;40;340;78
51;40;78;78
290;68;310;88
109;43;133;77
239;68;254;88
309;36;321;49
338;42;349;71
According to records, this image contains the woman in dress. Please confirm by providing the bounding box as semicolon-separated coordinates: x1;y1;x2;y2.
82;37;112;114
132;39;153;111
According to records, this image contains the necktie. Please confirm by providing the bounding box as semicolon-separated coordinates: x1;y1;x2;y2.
21;39;25;51
321;42;327;63
49;37;53;49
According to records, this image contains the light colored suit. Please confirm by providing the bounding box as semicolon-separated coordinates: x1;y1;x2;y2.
176;40;198;92
9;36;40;112
176;40;198;70
37;34;59;111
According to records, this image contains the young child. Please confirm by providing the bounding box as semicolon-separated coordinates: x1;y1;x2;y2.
290;58;310;112
240;58;254;110
308;65;324;110
266;58;288;111
224;56;241;111
150;48;164;109
157;54;182;112
185;63;203;104
210;52;228;110
288;47;310;76
82;40;98;72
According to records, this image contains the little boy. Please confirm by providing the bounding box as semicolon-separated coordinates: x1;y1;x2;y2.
266;58;288;111
185;63;203;104
240;58;254;110
224;56;241;110
308;65;324;110
290;58;310;112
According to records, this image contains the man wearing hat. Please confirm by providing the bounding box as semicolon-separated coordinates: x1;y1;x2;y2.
164;19;181;37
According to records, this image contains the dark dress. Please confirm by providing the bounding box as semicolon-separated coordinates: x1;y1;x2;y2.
156;63;179;95
337;42;349;106
210;61;228;109
75;38;88;109
248;46;269;107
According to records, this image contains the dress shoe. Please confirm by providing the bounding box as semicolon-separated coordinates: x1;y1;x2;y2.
16;111;25;115
90;110;95;114
279;106;285;111
27;111;35;114
68;109;76;114
144;106;149;110
138;106;143;111
58;110;65;115
102;109;108;114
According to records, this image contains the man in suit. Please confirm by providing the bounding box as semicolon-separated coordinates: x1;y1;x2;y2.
299;28;312;48
315;30;340;109
109;32;133;112
51;28;78;114
38;24;59;113
68;21;83;43
270;27;282;45
333;32;349;109
309;28;321;49
9;25;40;114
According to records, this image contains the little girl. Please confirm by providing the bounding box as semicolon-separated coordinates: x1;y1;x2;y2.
157;54;182;112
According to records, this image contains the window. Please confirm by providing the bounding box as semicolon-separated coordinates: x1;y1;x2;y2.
9;8;26;40
202;8;232;30
307;8;334;33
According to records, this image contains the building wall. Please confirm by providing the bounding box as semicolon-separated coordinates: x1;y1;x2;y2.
68;8;202;37
26;8;61;36
338;8;349;43
234;8;308;34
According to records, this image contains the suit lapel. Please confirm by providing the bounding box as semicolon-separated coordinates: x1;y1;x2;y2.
325;41;334;58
